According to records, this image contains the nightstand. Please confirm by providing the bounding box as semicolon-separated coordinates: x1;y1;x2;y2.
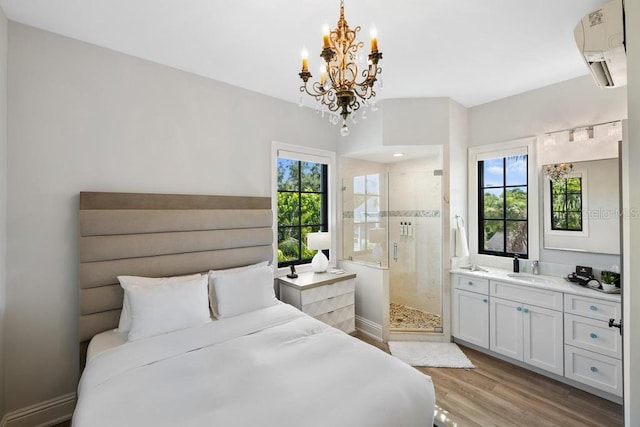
278;271;356;334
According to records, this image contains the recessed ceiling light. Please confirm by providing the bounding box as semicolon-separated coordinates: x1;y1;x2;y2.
393;153;404;157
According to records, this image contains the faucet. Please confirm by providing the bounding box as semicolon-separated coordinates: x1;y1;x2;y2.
531;260;540;275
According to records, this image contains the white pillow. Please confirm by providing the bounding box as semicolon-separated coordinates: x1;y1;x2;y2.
126;275;211;341
117;273;202;332
211;265;278;318
208;261;269;318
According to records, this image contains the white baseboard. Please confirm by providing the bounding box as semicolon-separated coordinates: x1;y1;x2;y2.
356;315;383;341
1;393;75;427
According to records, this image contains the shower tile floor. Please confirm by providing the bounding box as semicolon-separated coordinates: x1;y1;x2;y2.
390;302;442;330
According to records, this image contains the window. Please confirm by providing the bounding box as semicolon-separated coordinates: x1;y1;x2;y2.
352;174;382;252
478;155;528;258
277;158;328;267
550;177;583;231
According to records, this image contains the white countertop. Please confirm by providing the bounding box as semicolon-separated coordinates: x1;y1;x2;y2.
451;267;621;303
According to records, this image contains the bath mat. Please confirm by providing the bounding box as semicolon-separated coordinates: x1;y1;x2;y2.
388;341;475;368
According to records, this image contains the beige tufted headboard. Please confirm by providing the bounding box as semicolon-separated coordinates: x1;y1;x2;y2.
78;191;272;368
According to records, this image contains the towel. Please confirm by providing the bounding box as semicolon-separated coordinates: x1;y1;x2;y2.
455;222;469;257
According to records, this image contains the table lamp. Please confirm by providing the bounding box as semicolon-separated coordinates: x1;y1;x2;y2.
307;231;331;272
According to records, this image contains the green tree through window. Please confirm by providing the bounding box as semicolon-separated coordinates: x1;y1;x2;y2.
277;158;328;267
551;177;582;231
478;155;528;258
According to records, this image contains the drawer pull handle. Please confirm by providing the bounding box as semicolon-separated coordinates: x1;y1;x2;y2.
590;305;598;311
523;308;529;314
468;281;473;286
516;306;523;312
590;333;598;339
482;298;488;303
590;366;598;373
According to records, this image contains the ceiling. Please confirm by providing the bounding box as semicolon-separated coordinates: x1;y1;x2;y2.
0;0;608;108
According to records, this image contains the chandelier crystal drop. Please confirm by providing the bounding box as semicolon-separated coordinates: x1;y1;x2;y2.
544;163;574;181
298;0;383;136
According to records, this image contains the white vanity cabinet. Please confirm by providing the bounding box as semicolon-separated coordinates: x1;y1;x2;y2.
563;294;622;397
489;281;564;376
452;275;489;348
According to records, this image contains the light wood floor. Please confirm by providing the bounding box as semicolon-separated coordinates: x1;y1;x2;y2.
357;332;624;427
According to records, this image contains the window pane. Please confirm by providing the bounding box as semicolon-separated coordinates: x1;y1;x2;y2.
507;221;528;254
552;195;566;212
367;174;380;195
300;193;321;225
353;194;366;223
552;212;567;229
552;179;566;196
278;227;300;263
506;155;527;186
483;220;504;252
566;177;581;193
483;188;504;219
567;212;582;230
483;158;504;187
277;158;299;191
353;175;365;194
567;194;581;211
506;187;527;219
301;162;322;192
277;192;299;225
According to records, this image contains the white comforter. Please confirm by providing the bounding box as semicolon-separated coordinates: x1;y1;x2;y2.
74;304;435;427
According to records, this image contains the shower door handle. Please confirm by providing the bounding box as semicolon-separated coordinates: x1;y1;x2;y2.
393;243;398;262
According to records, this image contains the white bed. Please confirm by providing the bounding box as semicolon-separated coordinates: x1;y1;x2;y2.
75;302;435;426
75;192;435;426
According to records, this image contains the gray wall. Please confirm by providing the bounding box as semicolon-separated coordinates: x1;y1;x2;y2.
0;6;7;423
5;22;336;413
624;0;639;423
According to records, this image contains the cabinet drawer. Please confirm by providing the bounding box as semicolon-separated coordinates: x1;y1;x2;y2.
314;305;355;331
301;279;355;305
565;345;622;397
564;313;621;359
564;294;620;322
490;280;563;310
302;292;354;317
454;275;489;294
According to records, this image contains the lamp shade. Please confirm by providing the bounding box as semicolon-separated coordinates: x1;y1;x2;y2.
307;232;331;250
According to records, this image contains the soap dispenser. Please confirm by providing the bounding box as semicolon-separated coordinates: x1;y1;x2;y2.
513;254;519;273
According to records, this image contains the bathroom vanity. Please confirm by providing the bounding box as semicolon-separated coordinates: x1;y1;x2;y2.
451;268;622;403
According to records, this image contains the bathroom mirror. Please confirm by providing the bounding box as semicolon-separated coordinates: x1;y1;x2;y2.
540;122;621;255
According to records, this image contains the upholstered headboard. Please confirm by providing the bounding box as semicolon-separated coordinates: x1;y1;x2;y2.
78;191;272;367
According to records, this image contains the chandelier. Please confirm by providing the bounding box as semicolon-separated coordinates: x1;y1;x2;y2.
544;163;573;181
298;0;383;136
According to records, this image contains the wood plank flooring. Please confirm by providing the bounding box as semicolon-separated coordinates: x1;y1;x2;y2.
356;332;624;427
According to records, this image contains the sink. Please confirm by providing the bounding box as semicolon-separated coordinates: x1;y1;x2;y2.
507;273;554;284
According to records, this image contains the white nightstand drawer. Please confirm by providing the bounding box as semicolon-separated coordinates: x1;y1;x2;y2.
565;345;622;396
565;313;621;359
314;305;354;330
564;294;620;322
302;292;354;317
490;280;563;310
301;278;355;305
454;275;489;295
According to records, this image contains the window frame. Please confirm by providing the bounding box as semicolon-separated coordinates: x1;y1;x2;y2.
477;155;529;258
272;142;336;274
276;160;328;267
549;176;583;232
468;138;539;268
543;170;589;239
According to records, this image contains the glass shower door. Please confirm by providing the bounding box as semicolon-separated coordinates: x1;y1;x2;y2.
388;170;443;332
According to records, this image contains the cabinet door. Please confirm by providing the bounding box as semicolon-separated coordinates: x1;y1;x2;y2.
490;297;523;360
523;305;564;375
453;289;489;348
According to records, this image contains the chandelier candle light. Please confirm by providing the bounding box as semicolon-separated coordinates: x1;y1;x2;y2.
545;163;574;181
298;0;383;136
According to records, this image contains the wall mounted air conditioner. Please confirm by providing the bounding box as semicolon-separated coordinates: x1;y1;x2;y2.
574;0;626;88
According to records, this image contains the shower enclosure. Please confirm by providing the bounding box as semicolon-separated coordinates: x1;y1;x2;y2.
341;152;443;334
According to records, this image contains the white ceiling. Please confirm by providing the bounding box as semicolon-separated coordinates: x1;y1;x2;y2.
0;0;608;108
